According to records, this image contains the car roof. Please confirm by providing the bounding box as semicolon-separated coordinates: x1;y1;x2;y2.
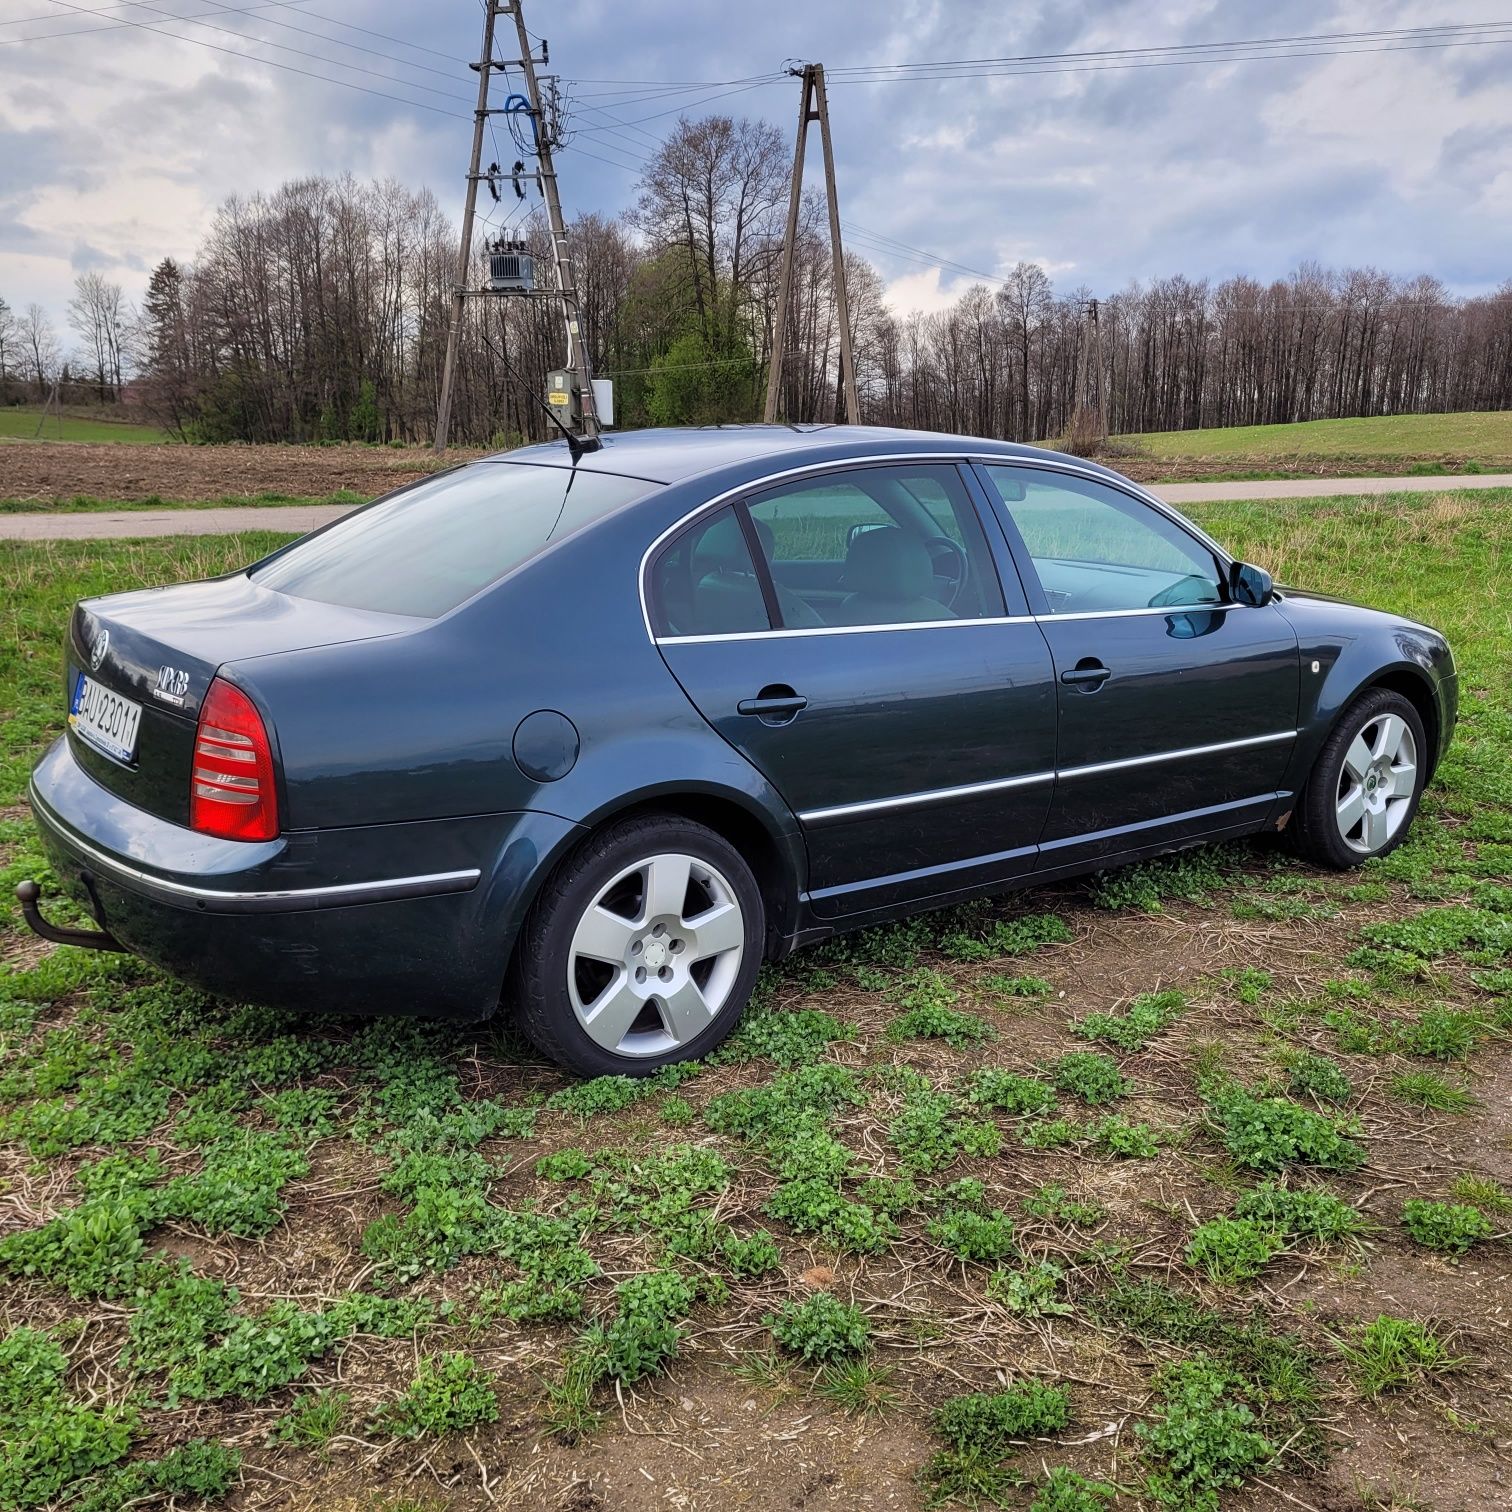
483;424;1123;488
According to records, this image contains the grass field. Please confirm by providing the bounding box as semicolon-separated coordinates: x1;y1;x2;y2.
1;495;1510;1510
1122;410;1512;464
0;407;172;445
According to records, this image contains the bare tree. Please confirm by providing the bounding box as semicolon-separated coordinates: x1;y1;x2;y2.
32;158;1504;446
67;272;129;400
0;296;16;397
21;304;60;395
634;114;787;352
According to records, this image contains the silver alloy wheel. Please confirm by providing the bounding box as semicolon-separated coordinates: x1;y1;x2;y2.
566;851;745;1057
1335;712;1418;855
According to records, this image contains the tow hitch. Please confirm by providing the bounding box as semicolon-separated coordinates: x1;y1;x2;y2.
15;880;126;952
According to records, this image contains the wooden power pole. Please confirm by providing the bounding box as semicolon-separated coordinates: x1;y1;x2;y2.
434;0;599;454
504;2;600;444
764;63;860;425
433;1;498;454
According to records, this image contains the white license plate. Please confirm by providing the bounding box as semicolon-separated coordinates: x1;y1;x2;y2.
70;673;142;763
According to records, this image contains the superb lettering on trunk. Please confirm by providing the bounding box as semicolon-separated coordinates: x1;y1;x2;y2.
153;665;191;707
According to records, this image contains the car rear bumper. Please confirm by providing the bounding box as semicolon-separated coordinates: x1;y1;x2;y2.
28;737;583;1020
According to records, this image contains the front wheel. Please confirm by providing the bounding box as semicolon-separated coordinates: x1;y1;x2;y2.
1290;688;1426;869
509;814;765;1077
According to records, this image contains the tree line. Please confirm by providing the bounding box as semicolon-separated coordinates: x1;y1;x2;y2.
3;113;1508;446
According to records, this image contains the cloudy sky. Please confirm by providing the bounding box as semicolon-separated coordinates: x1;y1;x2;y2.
3;0;1510;335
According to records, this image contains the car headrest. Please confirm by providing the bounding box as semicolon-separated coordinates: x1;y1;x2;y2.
692;514;758;577
844;527;933;600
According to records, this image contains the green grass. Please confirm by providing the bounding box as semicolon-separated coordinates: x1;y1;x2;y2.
2;487;1512;1506
1122;411;1512;463
1339;1316;1462;1397
0;407;172;444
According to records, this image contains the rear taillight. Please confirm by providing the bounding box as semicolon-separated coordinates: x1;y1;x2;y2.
190;677;279;841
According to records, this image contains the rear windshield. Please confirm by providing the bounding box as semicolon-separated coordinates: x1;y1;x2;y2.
251;462;655;618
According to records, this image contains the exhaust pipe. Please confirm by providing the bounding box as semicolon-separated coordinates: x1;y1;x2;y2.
15;880;126;952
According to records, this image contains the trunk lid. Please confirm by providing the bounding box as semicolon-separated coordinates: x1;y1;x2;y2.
67;573;423;825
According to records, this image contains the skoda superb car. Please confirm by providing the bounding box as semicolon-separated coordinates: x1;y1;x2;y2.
23;426;1456;1075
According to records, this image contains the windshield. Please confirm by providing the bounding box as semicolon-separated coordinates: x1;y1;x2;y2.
251;461;655;618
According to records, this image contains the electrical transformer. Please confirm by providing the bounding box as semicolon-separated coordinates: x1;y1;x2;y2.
487;239;534;294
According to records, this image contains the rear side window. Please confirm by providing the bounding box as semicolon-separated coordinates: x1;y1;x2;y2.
649;506;771;637
252;462;654;618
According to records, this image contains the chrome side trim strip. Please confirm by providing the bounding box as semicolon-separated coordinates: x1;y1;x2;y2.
799;770;1055;824
658;614;1038;646
792;729;1297;825
1057;730;1296;780
30;785;481;914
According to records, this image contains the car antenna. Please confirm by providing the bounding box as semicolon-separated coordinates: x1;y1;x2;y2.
535;390;599;465
481;329;600;465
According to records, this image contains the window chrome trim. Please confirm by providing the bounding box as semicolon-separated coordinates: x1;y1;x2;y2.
799;770;1056;824
639;449;1237;645
793;729;1296;825
1039;602;1232;623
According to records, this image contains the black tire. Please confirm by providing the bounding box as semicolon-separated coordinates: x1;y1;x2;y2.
508;813;765;1077
1289;688;1427;869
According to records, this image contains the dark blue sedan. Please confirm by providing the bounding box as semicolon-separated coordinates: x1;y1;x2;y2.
22;426;1456;1075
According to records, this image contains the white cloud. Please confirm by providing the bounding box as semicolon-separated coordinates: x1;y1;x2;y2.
2;0;1509;334
881;267;982;317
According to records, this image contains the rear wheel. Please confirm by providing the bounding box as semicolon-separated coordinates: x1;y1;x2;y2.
509;814;764;1076
1290;688;1426;869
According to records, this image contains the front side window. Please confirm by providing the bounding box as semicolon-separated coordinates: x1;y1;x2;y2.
649;506;770;637
252;462;654;619
745;464;1004;628
982;466;1223;615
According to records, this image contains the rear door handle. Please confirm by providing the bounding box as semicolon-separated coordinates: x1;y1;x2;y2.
1060;661;1111;687
737;686;808;724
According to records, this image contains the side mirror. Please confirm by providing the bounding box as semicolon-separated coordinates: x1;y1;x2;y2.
846;521;888;549
1228;561;1274;607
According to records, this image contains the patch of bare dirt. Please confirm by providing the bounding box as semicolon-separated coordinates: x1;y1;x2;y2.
0;440;485;504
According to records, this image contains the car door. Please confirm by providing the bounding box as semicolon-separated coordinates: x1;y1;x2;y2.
975;463;1300;867
648;462;1058;918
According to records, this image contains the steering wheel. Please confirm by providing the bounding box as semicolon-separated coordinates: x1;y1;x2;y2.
1148;573;1218;610
925;535;969;610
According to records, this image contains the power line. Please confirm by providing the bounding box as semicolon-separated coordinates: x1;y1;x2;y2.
823;21;1512;75
842;223;1003;284
35;0;472;116
575;76;779;130
31;0;477;103
254;0;468;65
0;0;326;45
825;29;1512;84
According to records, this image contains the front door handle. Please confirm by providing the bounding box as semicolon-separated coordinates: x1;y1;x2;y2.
737;685;808;725
1060;660;1111;688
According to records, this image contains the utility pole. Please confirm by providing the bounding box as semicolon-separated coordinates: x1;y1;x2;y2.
1079;298;1108;441
504;1;600;443
433;1;498;454
764;63;860;425
433;0;599;454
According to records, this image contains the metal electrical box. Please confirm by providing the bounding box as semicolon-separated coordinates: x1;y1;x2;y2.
546;370;579;428
591;378;614;427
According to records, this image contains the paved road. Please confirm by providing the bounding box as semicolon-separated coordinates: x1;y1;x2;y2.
2;471;1509;540
1156;472;1512;503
